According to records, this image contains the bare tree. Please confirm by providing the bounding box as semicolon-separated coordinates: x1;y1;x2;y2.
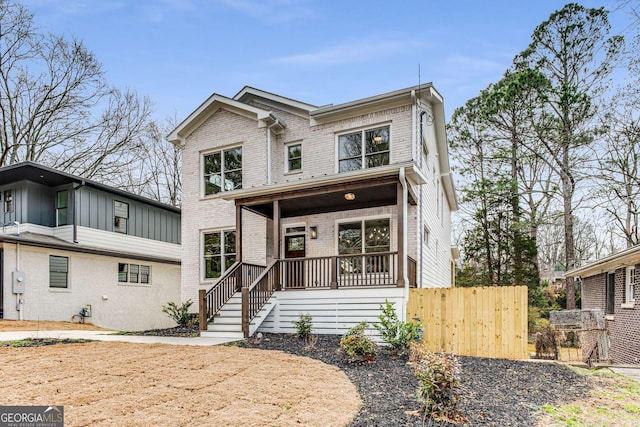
0;0;153;181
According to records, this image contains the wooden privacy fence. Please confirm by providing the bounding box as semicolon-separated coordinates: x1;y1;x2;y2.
407;286;528;360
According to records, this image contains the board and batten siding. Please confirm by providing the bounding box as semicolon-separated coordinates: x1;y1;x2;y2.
76;187;180;244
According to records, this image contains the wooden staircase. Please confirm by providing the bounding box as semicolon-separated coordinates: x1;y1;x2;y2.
200;292;276;340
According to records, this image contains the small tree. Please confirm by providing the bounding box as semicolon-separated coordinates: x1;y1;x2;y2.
373;299;421;355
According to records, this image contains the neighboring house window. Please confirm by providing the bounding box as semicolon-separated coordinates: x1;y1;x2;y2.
423;225;430;246
114;201;129;234
338;218;390;273
338;126;390;172
203;230;236;279
203;147;243;195
4;190;13;213
118;263;151;284
606;271;615;315
286;143;302;172
626;266;636;303
50;255;69;288
56;190;69;226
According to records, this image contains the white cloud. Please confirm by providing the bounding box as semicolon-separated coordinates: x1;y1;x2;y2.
271;38;423;66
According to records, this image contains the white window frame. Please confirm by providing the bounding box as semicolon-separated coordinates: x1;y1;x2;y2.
335;215;392;254
623;266;636;308
201;228;237;281
285;141;303;173
336;124;391;173
118;263;151;285
201;145;243;197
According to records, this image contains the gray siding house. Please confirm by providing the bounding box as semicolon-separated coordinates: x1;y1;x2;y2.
0;162;181;330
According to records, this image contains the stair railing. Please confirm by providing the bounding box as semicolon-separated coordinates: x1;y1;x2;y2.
199;262;265;331
242;259;280;338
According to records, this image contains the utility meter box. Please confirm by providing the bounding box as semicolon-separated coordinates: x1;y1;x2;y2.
12;271;25;294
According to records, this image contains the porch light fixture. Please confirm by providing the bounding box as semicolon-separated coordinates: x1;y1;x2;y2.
373;136;383;142
344;192;356;201
310;226;318;239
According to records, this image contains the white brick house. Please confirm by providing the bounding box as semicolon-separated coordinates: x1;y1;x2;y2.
168;85;457;338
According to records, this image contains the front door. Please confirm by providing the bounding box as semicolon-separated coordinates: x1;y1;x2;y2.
284;235;305;288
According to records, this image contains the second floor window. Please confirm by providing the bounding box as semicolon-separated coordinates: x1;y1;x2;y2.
203;230;236;279
338;126;390;172
203;147;242;195
287;143;302;172
4;190;13;213
57;190;69;226
114;201;129;234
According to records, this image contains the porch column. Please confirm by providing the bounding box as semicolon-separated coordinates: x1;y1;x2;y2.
397;182;405;288
236;204;243;262
273;200;282;291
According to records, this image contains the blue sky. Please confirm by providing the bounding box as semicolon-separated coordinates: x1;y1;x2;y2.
23;0;631;122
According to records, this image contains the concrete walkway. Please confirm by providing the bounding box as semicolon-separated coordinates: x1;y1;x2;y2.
0;330;237;346
610;366;640;383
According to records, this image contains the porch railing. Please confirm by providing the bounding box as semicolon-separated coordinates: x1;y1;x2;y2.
199;262;265;331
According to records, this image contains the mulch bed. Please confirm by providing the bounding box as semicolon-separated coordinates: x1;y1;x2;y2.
238;333;594;426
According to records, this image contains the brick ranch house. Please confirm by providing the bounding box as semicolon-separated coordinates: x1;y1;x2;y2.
168;85;458;339
567;245;639;365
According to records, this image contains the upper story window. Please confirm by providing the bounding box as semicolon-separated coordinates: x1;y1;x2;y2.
4;190;13;213
114;201;129;234
626;266;636;304
203;230;236;279
286;143;302;173
203;147;242;195
56;190;69;226
338;126;390;173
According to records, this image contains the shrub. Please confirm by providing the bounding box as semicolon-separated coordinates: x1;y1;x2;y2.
340;322;377;363
162;299;197;327
409;343;466;423
292;313;313;340
373;299;422;355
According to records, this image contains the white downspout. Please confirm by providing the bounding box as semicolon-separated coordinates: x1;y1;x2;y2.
266;119;280;185
399;167;409;323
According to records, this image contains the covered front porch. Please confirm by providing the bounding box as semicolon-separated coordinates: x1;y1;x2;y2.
199;166;422;337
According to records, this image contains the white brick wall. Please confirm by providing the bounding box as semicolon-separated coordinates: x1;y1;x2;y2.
179;92;454;304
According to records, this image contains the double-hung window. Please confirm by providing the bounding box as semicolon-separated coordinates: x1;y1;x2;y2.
286;143;302;172
338;218;390;273
625;266;636;304
56;190;69;226
338;126;390;172
203;147;243;195
606;272;616;315
4;190;13;213
114;201;128;234
203;230;236;279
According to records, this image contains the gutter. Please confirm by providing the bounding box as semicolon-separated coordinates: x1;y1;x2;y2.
73;181;86;243
399;166;409;323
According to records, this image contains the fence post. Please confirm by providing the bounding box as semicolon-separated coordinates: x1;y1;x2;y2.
199;289;206;332
241;287;249;338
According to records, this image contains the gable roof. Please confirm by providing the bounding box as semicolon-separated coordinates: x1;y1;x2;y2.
167;93;284;146
567;245;640;278
0;161;180;214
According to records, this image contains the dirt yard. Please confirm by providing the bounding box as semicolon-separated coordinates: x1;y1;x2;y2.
0;321;361;427
0;319;109;331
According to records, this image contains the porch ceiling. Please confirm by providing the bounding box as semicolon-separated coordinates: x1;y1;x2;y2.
238;176;414;218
